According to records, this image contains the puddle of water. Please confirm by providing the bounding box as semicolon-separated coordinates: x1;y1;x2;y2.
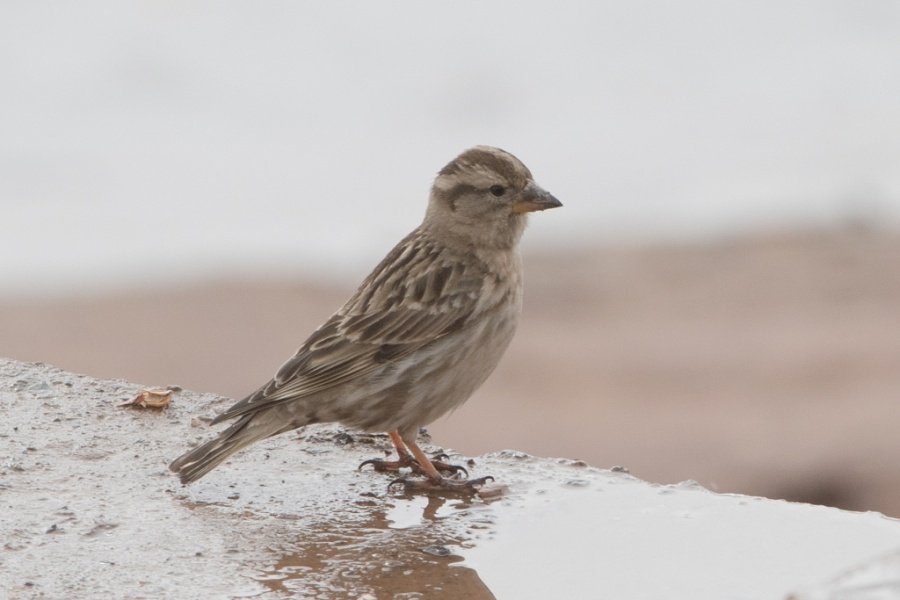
254;493;496;599
385;495;431;530
386;494;476;530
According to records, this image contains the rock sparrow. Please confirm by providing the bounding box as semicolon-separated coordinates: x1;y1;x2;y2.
169;145;561;491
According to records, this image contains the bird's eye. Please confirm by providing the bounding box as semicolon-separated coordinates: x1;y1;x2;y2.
489;185;506;197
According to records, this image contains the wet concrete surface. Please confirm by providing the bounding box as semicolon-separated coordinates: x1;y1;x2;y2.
0;358;528;598
3;358;900;600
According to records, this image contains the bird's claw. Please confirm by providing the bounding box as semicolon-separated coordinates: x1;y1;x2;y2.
358;456;412;472
430;460;468;478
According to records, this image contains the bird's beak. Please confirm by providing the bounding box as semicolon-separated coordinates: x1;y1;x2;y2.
511;183;563;214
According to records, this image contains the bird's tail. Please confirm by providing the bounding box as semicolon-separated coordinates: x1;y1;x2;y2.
169;414;275;484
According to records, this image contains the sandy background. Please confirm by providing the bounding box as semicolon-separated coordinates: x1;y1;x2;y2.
3;227;900;516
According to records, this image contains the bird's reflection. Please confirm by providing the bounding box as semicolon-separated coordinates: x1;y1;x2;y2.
255;490;496;599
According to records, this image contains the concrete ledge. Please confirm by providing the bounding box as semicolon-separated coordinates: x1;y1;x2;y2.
2;357;898;599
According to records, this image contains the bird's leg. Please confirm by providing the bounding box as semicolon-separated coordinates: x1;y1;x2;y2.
358;430;468;477
389;438;492;492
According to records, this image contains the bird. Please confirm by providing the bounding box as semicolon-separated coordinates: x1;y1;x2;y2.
169;145;562;491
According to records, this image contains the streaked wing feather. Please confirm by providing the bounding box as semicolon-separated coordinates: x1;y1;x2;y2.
211;232;484;424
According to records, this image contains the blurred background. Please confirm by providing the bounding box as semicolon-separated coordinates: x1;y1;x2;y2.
2;2;900;515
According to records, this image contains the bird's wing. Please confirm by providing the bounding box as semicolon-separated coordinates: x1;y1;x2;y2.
211;232;487;424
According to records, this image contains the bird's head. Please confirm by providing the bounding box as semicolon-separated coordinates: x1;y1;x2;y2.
425;146;562;250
